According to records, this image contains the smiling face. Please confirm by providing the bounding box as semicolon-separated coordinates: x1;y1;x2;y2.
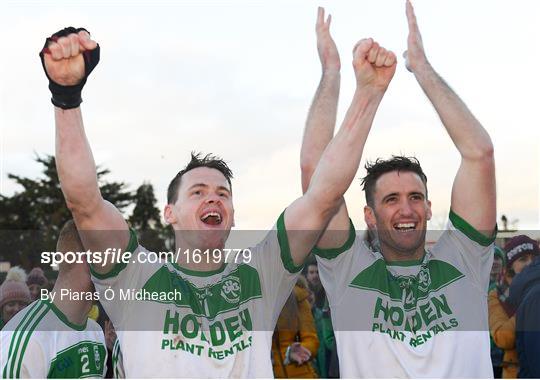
165;167;234;249
364;170;432;260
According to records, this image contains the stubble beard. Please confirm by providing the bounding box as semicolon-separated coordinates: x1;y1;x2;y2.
374;221;427;260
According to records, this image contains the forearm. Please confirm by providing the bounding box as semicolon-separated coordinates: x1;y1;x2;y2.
414;64;493;159
300;70;340;193
55;107;102;214
307;87;383;209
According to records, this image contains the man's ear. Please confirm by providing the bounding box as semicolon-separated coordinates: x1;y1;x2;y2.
426;199;432;221
164;204;176;225
364;205;377;230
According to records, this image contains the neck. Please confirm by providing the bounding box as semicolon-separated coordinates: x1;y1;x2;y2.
380;243;425;263
51;272;92;326
174;235;225;273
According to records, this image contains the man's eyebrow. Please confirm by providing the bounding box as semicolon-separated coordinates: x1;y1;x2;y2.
217;186;231;194
188;183;231;193
188;183;208;190
381;191;425;202
381;192;399;202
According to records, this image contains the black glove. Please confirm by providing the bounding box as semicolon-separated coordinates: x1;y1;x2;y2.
39;27;100;109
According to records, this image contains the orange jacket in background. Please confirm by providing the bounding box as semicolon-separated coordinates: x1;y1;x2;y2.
489;289;518;378
272;285;319;378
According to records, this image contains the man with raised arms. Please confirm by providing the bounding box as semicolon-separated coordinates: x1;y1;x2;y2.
1;221;107;378
39;25;397;377
302;2;496;377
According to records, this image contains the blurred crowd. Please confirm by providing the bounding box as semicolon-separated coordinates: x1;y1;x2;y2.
488;235;540;378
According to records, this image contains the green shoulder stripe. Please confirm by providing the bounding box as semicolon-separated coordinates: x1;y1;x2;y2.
90;228;138;280
449;210;496;247
277;211;304;274
313;219;356;259
14;303;50;378
3;301;41;378
5;301;49;378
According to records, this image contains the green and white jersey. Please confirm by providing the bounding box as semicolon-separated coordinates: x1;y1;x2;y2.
1;299;107;378
315;211;495;378
111;338;124;379
91;212;302;378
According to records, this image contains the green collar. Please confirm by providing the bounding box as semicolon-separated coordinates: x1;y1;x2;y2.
44;299;88;331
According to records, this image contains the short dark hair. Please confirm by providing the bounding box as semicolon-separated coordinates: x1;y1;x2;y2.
301;257;317;276
56;220;84;272
360;156;428;207
167;152;233;204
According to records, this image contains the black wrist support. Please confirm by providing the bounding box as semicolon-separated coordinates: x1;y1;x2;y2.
39;27;100;109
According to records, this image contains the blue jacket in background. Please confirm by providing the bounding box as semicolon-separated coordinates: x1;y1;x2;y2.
508;256;540;378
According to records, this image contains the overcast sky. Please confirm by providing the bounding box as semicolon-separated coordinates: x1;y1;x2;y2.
1;0;539;231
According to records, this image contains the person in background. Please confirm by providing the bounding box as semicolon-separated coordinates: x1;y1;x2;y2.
312;297;339;378
305;262;325;310
0;267;31;328
0;221;107;378
507;242;540;378
304;260;339;378
489;235;540;378
490;246;506;291
272;277;319;378
26;267;48;301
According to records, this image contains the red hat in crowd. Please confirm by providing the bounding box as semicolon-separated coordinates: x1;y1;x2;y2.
0;280;31;310
504;235;540;268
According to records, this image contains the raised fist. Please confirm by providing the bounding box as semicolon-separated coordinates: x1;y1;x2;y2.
316;7;340;72
352;38;396;91
39;27;100;109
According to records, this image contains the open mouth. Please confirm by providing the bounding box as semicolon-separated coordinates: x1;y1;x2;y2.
200;211;223;226
393;222;417;232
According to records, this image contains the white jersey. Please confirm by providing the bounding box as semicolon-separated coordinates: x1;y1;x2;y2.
91;213;301;378
316;211;495;378
1;299;107;378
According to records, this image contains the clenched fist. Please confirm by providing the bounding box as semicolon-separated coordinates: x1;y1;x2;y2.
39;27;100;109
352;38;396;91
